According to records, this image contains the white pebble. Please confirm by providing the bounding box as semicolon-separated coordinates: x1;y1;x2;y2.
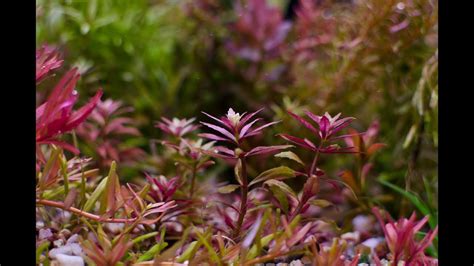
55;254;85;266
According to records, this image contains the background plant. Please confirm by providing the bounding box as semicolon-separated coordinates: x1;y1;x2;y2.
36;0;438;264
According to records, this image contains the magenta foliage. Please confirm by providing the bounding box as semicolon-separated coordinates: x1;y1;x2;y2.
293;0;336;62
372;207;438;265
199;108;290;159
279;111;357;154
36;45;64;84
76;98;144;167
146;173;181;203
145;173;192;231
156;117;200;138
36;68;103;155
226;0;291;62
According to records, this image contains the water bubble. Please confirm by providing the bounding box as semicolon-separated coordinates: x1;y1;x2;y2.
72;90;78;95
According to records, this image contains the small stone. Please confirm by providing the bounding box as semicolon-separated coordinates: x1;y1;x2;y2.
36;221;45;229
54;254;85;266
66;234;80;245
289;259;304;266
53;239;64;247
49;243;83;259
352;215;374;234
105;222;124;234
361;237;384;251
341;231;360;242
59;229;72;240
39;228;53;240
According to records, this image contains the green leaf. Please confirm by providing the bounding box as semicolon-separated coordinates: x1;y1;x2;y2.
247;203;273;213
83;176;108;212
269;185;289;214
59;154;69;195
36;241;50;264
249;166;296;187
217;184;240;194
403;124;417;149
177;241;201;263
42;183;79;200
39;146;61;190
195;229;222;265
274;151;304;165
247;234;274;259
137;242;168;262
154;228;188;263
132;232;158;245
100;161;119;215
309;199;334;208
264;179;297;199
234;159;243;186
378;179;437;229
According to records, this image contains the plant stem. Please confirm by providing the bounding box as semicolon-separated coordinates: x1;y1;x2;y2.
308;148;321;179
243;250;297;266
290;142;323;221
36;199;144;224
233;157;248;239
189;162;197;198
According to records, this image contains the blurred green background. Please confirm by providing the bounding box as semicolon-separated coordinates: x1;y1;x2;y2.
36;0;437;218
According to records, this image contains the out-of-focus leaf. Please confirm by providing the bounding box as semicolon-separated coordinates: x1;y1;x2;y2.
367;143;386;156
64;187;78;209
274;151;305;165
137;242;168;262
194;229;222;265
339;170;359;194
321;177;358;200
132;232;158;245
217;184;240;194
403;124;417;149
154;228;189;263
378;178;436;229
242;213;263;249
247;233;274;259
287;222;312;247
36;241;50;264
309;199;334;208
96;224;112;250
249;166;296;186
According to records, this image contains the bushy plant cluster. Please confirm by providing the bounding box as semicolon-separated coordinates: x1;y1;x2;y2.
36;47;436;265
36;0;438;213
36;0;438;265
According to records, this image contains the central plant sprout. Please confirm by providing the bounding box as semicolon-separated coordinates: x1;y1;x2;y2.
278;111;359;220
199;108;291;238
